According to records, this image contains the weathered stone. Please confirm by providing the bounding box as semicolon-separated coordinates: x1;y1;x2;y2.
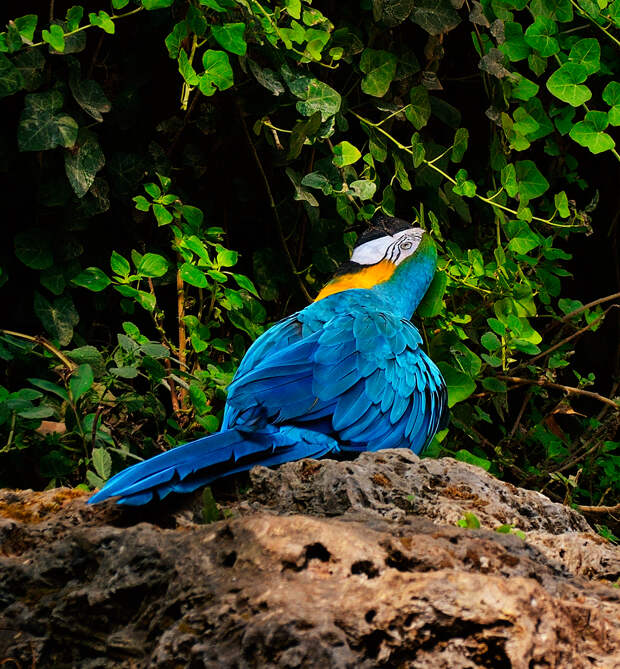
0;451;618;668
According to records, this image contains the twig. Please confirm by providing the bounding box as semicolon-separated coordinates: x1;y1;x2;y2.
575;503;620;514
507;390;531;443
0;329;76;370
545;291;620;332
236;99;312;302
91;404;103;452
497;375;619;409
176;261;188;408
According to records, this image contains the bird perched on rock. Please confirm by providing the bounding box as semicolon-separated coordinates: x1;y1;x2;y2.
90;214;447;505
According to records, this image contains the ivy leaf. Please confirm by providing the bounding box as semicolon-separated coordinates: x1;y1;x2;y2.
13;49;45;92
546;63;591;107
14;230;53;270
211;23;247;56
360;49;397;97
88;11;115;35
199;50;234;96
501;22;530;62
288;111;321;160
14;14;38;42
569;111;615;154
0;54;23;98
178;49;199;86
437;362;476;407
42;24;66;52
141;0;175;9
530;0;573;22
18;90;78;151
501;163;518;198
71;266;111;292
554;191;570;218
405;85;431;129
511;74;539;101
248;60;285;96
515;159;549;203
179;262;209;287
568;38;600;75
451;127;469;162
294;79;341;121
165;21;188;59
602;82;620;126
349;179;377;200
410;0;461;35
332;141;361;167
33;292;79;346
64;130;105;198
524;17;559;57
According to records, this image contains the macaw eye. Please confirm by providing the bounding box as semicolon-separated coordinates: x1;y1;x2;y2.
400;241;413;250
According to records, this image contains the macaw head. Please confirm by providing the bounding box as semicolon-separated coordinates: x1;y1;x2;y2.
315;214;437;318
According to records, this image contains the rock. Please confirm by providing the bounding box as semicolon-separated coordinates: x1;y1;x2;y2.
0;451;618;668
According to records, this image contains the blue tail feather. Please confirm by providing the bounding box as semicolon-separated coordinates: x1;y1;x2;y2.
88;426;339;506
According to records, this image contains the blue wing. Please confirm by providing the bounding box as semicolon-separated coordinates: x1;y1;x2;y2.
225;308;447;454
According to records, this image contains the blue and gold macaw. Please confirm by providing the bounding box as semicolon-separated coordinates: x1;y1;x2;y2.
90;214;447;505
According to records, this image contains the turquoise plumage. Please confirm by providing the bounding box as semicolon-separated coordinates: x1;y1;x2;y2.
89;215;447;505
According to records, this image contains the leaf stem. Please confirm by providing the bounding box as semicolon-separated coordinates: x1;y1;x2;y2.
0;329;76;370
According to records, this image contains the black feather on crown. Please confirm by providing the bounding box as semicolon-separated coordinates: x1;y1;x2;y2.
331;214;414;278
356;213;413;247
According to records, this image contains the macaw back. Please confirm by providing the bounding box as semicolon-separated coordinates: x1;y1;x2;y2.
89;219;447;505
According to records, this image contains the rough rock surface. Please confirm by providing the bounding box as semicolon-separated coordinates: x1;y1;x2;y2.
0;450;618;668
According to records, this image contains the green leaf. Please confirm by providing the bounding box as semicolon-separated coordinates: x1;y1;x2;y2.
12;49;45;92
554;191;570;218
178;49;199;86
133;195;151;211
152;203;173;226
530;0;573;22
42;24;66;52
332;141;361;167
456;511;482;528
70;363;94;401
602;82;620;126
14;14;38;42
568;38;600;75
294;79;341;121
65;6;84;32
232;273;259;297
454;451;491;472
450;128;468;162
211;22;247;56
199;49;234;96
67;346;106;376
501;22;530;62
142;0;175;8
180;262;209;287
217;248;238;267
349;180;377;200
165;21;188;59
481;332;501;351
33;292;78;346
182;205;203;226
72;267;111;292
524;17;558;57
437;362;476;407
28;378;69;401
18;91;78;151
481;377;507;392
405;85;431;129
511;75;539;101
410;0;460;35
359;49;398;97
515;160;549;203
569;111;615;154
417;271;447;317
138;253;169;277
546;63;591;107
0;54;23;99
288;112;321;159
64;130;105;198
88;11;115;34
68;67;111;122
14;231;53;270
110;251;131;277
92;447;112;480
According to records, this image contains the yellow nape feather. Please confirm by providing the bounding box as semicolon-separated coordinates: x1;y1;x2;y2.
314;260;396;301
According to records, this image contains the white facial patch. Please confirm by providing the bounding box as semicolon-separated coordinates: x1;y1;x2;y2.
351;228;424;266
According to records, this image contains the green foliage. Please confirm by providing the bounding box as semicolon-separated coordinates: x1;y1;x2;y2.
0;0;617;528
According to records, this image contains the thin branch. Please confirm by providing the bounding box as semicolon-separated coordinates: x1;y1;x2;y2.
507;390;531;443
0;329;76;370
548;291;620;329
497;375;619;409
176;261;188;409
236;99;312;303
575;503;620;514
